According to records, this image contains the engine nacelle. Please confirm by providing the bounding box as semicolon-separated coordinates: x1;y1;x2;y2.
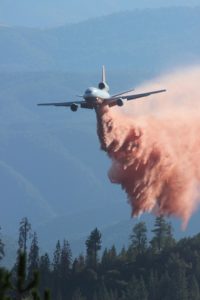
70;103;78;112
98;82;109;92
116;98;124;107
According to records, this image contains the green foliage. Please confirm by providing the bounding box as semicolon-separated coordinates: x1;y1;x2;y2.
171;267;188;300
85;228;101;269
129;222;147;255
158;271;172;300
72;254;85;273
28;232;39;281
39;253;51;293
52;240;61;273
0;227;5;261
150;216;175;253
101;246;117;270
122;276;148;300
93;282;119;300
15;252;39;297
60;239;72;277
0;268;11;300
3;220;200;300
0;253;51;300
147;271;159;300
60;240;72;298
43;290;51;300
188;275;200;300
18;218;32;256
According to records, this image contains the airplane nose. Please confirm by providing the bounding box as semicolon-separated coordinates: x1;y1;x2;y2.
85;88;91;94
84;88;93;99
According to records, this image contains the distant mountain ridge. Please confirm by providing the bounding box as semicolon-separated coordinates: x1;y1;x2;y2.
0;1;199;27
0;7;200;73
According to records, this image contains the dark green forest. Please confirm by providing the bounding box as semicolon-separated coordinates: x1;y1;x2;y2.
1;217;200;299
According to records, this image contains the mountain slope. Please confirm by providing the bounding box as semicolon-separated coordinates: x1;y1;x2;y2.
0;7;200;72
0;1;199;27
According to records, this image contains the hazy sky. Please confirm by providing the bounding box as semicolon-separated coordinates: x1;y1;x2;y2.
0;0;200;28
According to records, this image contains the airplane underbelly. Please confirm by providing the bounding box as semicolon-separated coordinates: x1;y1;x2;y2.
85;97;97;104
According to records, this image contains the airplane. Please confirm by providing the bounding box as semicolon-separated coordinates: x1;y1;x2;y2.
38;66;166;112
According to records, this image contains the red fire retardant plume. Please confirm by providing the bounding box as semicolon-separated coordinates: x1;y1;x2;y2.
95;67;200;228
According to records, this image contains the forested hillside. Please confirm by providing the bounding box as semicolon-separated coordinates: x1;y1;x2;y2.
1;217;200;299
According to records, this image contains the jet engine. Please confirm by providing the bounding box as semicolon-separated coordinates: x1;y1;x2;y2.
70;103;78;111
116;98;124;107
98;82;109;92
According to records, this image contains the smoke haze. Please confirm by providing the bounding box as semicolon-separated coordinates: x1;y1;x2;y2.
96;66;200;227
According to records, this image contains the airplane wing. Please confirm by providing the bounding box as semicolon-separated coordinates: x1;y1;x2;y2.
111;87;135;98
37;100;85;107
106;89;166;107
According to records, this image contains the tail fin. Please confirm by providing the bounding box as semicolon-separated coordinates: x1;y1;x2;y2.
98;65;109;92
102;65;106;83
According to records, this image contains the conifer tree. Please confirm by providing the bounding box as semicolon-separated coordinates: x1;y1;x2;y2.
39;253;51;293
0;254;51;300
109;245;117;265
123;276;148;300
165;222;176;248
0;268;11;299
14;252;39;300
171;267;188;300
101;246;117;270
28;232;39;280
13;218;32;284
52;240;61;299
148;271;159;300
18;217;32;256
60;240;72;297
167;254;189;300
0;226;5;261
78;254;85;270
52;240;61;273
101;248;109;269
60;239;72;277
158;271;172;300
119;246;127;262
150;216;174;253
94;282;118;300
129;222;147;254
86;228;101;269
72;254;85;273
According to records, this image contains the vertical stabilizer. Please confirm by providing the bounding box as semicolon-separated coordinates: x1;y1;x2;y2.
102;65;106;83
98;65;109;92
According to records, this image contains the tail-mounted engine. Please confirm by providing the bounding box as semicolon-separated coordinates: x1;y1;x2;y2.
98;82;109;92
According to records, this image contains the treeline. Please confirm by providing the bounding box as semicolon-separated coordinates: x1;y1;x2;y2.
1;216;200;299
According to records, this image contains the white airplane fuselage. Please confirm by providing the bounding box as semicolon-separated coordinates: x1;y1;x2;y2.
83;87;110;104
